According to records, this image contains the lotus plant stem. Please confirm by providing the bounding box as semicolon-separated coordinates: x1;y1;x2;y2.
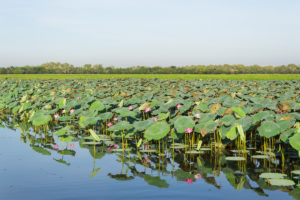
122;131;124;152
158;140;160;156
135;136;137;148
281;150;285;172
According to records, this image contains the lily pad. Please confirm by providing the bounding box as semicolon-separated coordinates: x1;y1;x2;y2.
225;156;245;161
259;173;287;179
269;179;295;186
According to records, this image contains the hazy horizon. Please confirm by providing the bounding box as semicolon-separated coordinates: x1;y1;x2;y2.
1;0;300;67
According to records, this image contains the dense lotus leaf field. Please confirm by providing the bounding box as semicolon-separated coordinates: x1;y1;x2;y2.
0;78;299;156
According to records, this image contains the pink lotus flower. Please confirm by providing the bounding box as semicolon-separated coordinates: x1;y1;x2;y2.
153;117;158;122
70;144;74;148
113;117;118;121
185;179;192;184
77;96;80;100
107;122;113;127
107;147;112;151
145;157;151;163
62;109;66;114
113;144;119;148
54;114;59;119
54;145;59;150
176;104;183;109
177;149;184;155
145;107;151;113
129;106;133;111
195;113;201;119
185;128;193;134
195;174;201;179
70;109;74;114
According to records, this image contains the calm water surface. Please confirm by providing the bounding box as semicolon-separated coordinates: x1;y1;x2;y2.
0;127;299;200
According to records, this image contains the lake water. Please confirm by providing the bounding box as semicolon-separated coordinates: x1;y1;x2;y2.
0;127;299;200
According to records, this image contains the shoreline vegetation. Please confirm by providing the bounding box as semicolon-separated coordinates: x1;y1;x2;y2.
0;74;300;80
1;62;299;75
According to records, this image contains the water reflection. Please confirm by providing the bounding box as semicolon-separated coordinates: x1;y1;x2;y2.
1;119;300;200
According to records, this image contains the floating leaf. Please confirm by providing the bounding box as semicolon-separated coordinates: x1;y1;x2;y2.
225;157;245;161
259;173;287;179
269;179;295;186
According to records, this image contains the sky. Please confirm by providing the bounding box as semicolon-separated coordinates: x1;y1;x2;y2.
0;0;299;67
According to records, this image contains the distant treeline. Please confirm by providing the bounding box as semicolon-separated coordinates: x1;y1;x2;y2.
1;62;299;74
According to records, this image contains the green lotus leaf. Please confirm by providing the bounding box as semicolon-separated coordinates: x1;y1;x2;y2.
252;111;274;124
232;107;246;118
174;116;195;134
280;128;297;143
277;119;296;132
0;103;5;110
269;179;295;186
133;118;155;132
12;105;21;114
58;115;73;122
98;112;113;121
258;121;281;138
289;132;300;151
179;102;193;113
157;112;169;121
225;156;245;161
89;100;105;112
32;114;51;126
195;120;218;135
144;122;170;141
291;170;300;175
58;98;66;109
79;115;99;128
236;116;253;131
198;113;216;124
259;173;287;179
196;102;209;112
221;115;236;126
252;155;269;159
225;123;239;140
108;121;133;132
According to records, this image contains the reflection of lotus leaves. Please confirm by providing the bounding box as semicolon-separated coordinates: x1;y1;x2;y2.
32;146;51;156
144;175;169;188
108;173;134;181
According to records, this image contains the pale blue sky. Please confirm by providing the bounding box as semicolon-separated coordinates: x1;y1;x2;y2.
0;0;299;67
